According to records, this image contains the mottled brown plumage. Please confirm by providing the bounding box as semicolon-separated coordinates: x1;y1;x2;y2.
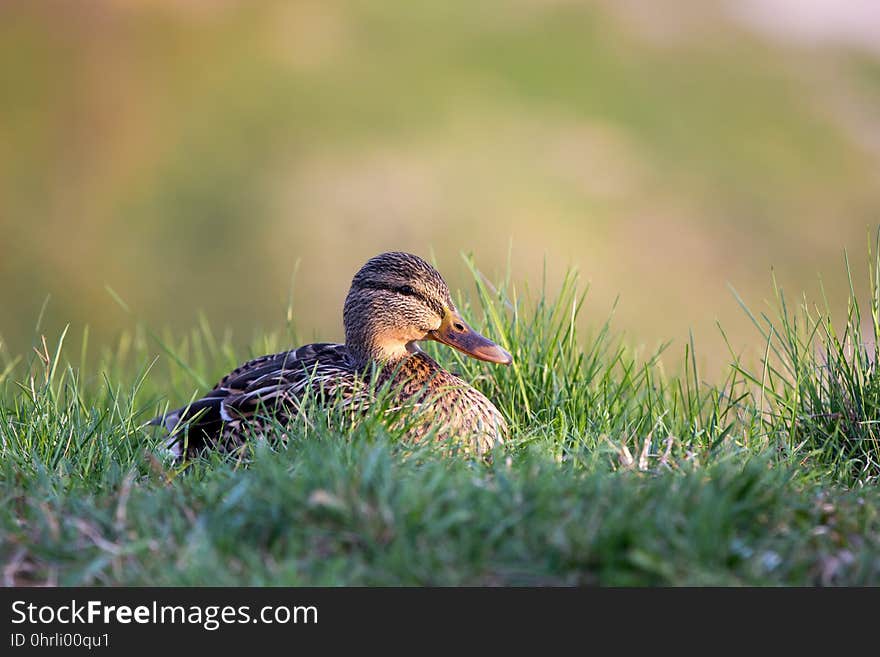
152;252;512;457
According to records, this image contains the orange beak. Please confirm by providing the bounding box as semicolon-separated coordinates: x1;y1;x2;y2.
426;310;512;365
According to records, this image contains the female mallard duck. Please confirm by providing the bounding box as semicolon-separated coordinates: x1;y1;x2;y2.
153;252;512;457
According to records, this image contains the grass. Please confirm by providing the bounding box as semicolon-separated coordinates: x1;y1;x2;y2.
728;243;880;486
2;246;880;586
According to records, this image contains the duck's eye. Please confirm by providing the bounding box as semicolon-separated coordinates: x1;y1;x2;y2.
398;285;417;297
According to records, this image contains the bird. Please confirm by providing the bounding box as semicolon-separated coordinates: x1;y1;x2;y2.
151;252;513;458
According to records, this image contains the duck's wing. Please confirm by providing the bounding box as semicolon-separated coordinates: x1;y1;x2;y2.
151;343;354;452
217;343;363;422
213;343;341;392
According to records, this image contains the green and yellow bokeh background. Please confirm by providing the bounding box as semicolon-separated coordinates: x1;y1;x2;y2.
3;0;880;376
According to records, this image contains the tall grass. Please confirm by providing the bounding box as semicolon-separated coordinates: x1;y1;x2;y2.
2;245;880;585
731;234;880;486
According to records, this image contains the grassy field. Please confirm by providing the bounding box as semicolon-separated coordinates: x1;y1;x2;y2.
2;247;880;586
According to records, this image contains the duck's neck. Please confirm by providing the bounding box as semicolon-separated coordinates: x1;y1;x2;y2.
345;333;417;370
343;292;424;369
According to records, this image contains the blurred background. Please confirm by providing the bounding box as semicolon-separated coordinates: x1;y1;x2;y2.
2;0;880;377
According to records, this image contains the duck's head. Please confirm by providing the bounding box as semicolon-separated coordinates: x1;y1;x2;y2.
343;252;513;368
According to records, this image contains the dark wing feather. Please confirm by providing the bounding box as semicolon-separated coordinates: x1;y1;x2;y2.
213;343;339;391
152;343;359;455
219;343;363;422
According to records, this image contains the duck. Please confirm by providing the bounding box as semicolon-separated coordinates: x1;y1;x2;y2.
151;252;513;458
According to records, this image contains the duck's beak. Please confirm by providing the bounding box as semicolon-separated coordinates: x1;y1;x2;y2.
427;310;513;365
